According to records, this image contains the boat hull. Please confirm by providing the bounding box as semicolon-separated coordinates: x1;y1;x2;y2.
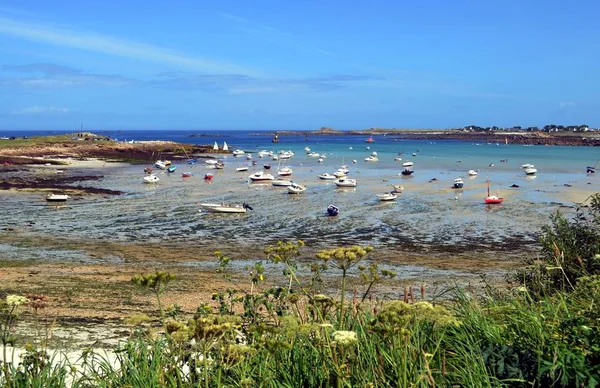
199;203;247;213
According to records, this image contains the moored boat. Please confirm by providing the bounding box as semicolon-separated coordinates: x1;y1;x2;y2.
401;168;414;176
524;167;537;175
167;166;176;173
391;185;404;193
181;172;193;178
327;204;339;216
376;192;397;201
468;170;478;176
249;171;275;181
453;178;464;189
288;182;307;194
402;161;414;167
143;174;160;184
199;202;252;213
46;193;70;202
484;180;504;204
318;173;337;180
272;177;293;186
334;178;357;187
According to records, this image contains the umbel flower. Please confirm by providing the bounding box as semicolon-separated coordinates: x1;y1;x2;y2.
6;295;29;307
332;330;358;346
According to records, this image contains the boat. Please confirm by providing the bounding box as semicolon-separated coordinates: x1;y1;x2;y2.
204;159;218;166
587;166;596;174
272;133;279;143
327;204;339;216
167;166;177;173
304;147;311;152
339;165;350;174
258;150;273;158
215;161;225;169
204;173;214;180
521;163;533;169
144;167;153;175
402;161;414;167
249;171;274;182
333;170;347;178
164;160;172;166
213;141;218;151
524;167;537;175
365;136;375;143
317;158;324;163
453;178;464;189
235;166;249;172
307;152;320;157
272;177;293;187
394;157;403;161
279;151;293;159
468;170;478;176
46;193;70;202
277;167;293;176
223;142;229;151
364;155;379;162
318;173;337;180
154;160;167;170
288;182;307;194
246;154;253;160
334;178;357;187
264;164;271;170
401;168;414;176
199;202;252;214
187;158;197;164
181;172;193;178
377;193;397;201
143;174;160;184
484;180;504;204
232;149;245;156
391;185;404;193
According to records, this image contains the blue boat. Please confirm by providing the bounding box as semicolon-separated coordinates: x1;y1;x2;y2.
327;204;339;216
453;178;464;189
167;166;177;173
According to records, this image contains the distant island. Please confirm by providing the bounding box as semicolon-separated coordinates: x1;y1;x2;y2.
250;125;600;146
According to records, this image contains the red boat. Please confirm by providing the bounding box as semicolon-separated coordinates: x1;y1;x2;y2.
484;180;504;204
204;173;214;180
365;136;375;143
181;172;192;178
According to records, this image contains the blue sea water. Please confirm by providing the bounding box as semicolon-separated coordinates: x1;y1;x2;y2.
1;129;599;258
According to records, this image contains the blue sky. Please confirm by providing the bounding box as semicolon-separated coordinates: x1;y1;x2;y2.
0;1;598;130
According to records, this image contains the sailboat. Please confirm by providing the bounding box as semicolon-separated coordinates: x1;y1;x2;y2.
223;141;229;151
484;180;504;204
586;158;599;173
213;141;219;151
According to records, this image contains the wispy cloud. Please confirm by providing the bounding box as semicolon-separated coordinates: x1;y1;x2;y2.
0;71;138;88
0;17;252;74
12;106;69;115
560;101;576;108
2;62;80;75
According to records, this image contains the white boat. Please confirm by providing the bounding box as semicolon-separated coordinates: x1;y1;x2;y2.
154;160;167;169
318;173;337;180
468;170;478;176
521;163;534;169
334;178;357;187
376;193;397;201
288;183;307;194
394;157;403;161
333;170;347;178
391;185;404;193
277;167;293;176
307;152;320;157
272;177;293;186
46;193;70;202
143;175;160;184
279;151;293;159
364;155;379;162
319;154;326;159
453;178;464;188
524;167;537;175
339;165;350;174
402;161;414;167
213;141;218;151
223;142;229;151
204;159;218;165
215;161;225;169
246;154;253;160
249;171;274;181
199;202;250;213
258;150;273;158
304;147;311;152
235;166;249;172
317;158;324;163
232;149;245;156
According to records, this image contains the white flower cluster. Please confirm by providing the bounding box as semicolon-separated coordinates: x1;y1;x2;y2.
332;330;358;346
6;295;29;307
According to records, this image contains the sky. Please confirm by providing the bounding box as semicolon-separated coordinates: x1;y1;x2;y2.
0;1;598;131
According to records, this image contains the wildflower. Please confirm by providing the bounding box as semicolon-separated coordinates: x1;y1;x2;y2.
6;295;29;307
332;330;358;346
517;286;528;292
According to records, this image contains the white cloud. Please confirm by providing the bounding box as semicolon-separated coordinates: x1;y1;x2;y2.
560;101;576;108
12;106;69;115
0;17;252;75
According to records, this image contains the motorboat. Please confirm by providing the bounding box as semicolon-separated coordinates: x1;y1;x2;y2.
391;185;404;193
327;204;339;216
318;173;337;180
394;157;403;161
143;174;160;184
204;159;218;166
258;150;273;158
232;149;246;156
304;147;311;152
154;160;167;170
215;161;225;169
377;193;397;201
277;167;293;176
235;166;249;172
167;166;176;173
484;180;504;204
46;193;70;202
401;168;414;176
468;170;478;176
199;202;252;213
307;152;320;157
288;183;307;194
339;165;350;174
453;178;464;189
187;158;197;165
333;170;347;178
402;161;414;167
272;178;293;187
521;163;534;169
365;136;375;143
204;173;214;180
364;155;379;162
181;172;193;178
144;167;153;175
279;151;293;159
246;154;253;160
334;178;357;187
524;167;537;175
249;171;274;182
317;158;324;163
263;164;271;170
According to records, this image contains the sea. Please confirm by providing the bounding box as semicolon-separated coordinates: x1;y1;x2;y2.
1;129;599;259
